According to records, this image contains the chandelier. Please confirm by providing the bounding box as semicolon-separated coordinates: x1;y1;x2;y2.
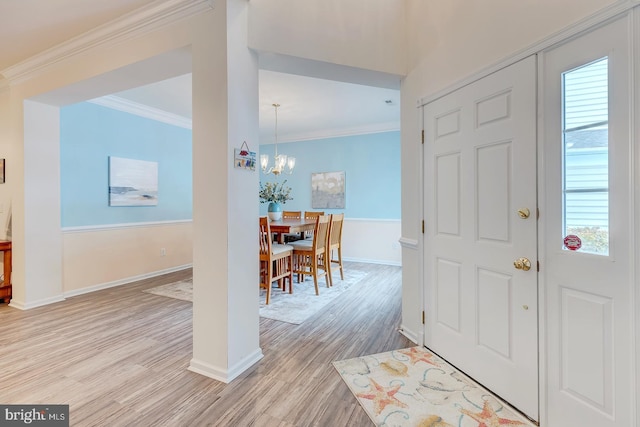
260;103;295;175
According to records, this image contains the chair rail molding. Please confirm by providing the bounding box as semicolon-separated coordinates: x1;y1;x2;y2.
62;219;192;233
399;236;419;249
0;0;213;86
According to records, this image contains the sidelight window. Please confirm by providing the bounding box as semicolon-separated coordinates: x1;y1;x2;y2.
562;57;609;255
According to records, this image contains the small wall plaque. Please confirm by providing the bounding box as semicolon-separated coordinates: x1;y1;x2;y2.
235;141;256;171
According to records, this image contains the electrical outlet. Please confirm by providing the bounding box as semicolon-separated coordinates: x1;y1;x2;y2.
160;248;166;256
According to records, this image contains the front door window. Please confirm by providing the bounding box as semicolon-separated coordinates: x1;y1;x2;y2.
562;57;609;255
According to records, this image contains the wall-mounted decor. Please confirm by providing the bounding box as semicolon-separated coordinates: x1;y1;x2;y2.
0;159;5;184
312;171;345;209
234;141;256;171
109;156;158;206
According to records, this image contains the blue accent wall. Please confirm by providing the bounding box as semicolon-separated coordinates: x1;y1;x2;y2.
60;102;192;227
61;104;396;226
259;131;400;219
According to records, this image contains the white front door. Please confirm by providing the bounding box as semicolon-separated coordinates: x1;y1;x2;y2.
423;56;538;420
541;15;633;427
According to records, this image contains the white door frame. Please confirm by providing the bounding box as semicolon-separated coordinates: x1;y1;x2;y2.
418;5;639;426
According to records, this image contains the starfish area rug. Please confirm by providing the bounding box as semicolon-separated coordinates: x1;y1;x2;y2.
142;269;367;325
333;346;535;427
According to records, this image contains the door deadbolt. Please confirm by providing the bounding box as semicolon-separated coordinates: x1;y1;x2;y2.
513;257;531;271
517;208;530;219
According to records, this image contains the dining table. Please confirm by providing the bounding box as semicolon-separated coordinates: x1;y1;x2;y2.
269;218;317;244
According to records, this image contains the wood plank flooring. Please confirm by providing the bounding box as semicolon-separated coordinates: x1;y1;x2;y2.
0;262;412;426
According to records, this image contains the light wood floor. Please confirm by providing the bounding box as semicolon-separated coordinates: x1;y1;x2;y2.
0;261;412;426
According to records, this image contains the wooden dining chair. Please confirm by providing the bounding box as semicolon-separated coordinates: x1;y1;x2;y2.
304;211;324;219
326;213;344;287
290;215;330;295
282;210;302;242
303;211;325;240
259;216;294;304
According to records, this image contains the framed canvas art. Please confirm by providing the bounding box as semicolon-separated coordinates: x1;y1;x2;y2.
109;156;158;206
311;171;345;209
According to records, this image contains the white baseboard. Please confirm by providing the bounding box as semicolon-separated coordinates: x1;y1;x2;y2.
343;256;401;267
228;348;264;381
9;294;66;310
399;324;419;344
189;348;264;383
64;264;192;298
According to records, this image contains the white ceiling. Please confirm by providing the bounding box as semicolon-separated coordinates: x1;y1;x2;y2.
1;0;400;142
112;71;400;143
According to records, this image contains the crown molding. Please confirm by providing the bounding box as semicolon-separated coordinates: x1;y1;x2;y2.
88;95;192;129
273;121;400;143
0;0;213;86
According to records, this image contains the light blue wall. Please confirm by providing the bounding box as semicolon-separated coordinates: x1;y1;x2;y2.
60;102;192;227
259;131;400;219
61;107;396;226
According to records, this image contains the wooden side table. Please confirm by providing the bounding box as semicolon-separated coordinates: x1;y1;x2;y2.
0;241;11;303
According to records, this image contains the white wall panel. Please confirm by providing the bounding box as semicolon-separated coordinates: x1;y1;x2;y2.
436;153;461;236
342;218;401;265
435;109;461;139
62;217;399;298
561;287;613;414
477;268;512;358
436;258;461;332
476;142;511;242
62;221;193;293
476;90;511;128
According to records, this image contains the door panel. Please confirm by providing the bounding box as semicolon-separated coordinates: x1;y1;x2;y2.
542;15;632;427
423;55;538;420
477;142;511;241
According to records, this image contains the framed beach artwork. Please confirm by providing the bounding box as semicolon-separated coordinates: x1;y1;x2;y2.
311;171;345;209
109;156;158;206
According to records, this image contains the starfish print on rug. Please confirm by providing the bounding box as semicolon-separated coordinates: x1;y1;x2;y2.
461;400;527;426
398;347;442;367
356;378;408;415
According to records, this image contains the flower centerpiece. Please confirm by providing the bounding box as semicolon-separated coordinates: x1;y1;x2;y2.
259;180;293;220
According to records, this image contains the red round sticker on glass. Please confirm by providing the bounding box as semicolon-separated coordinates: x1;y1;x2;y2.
563;234;582;251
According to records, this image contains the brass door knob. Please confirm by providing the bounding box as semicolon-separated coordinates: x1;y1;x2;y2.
517;208;530;219
513;257;531;271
